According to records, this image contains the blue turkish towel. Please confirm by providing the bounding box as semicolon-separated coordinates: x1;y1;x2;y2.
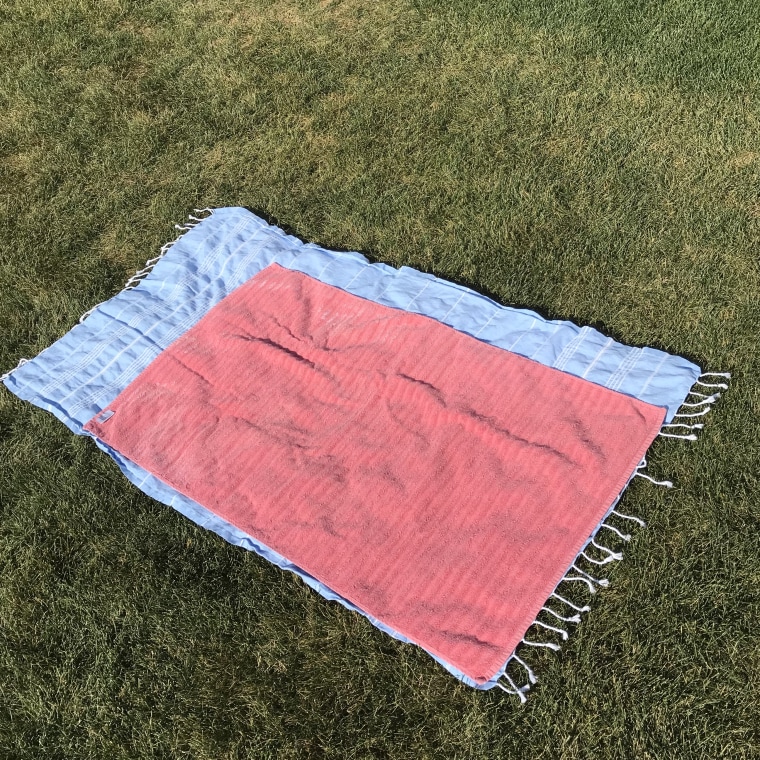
3;207;702;691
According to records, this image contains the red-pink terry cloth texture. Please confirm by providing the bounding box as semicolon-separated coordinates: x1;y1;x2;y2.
85;263;665;683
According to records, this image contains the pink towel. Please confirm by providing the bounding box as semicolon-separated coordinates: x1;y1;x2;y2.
85;264;664;683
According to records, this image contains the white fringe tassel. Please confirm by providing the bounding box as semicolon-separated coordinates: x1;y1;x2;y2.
541;605;581;624
496;673;530;703
635;471;674;487
521;637;561;652
533;620;569;640
694;380;728;389
658;371;729;441
611;509;646;527
599;523;631;541
551;592;590;613
512;654;538;684
500;499;649;701
659;431;699;440
0;357;30;382
500;371;730;702
79;208;215;324
4;210;217;382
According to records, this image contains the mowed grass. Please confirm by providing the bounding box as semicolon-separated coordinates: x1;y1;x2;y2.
1;0;759;757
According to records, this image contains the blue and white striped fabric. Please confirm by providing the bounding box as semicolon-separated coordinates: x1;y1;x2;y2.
3;207;701;690
6;207;699;431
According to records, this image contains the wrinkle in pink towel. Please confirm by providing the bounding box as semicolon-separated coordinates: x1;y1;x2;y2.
85;264;664;683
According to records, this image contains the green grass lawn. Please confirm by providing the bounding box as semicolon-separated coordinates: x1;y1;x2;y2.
1;0;759;757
